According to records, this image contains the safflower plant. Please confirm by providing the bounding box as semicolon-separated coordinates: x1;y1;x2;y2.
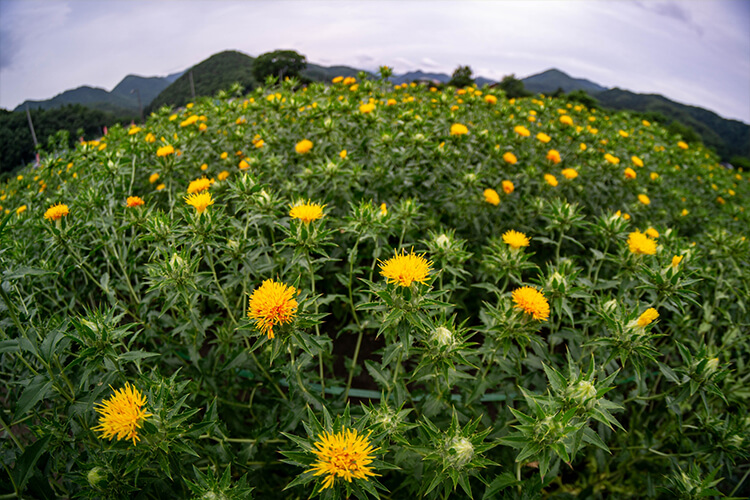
0;70;748;499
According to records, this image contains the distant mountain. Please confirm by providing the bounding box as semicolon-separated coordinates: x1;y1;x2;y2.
146;51;257;113
594;88;750;160
13;72;181;117
389;70;494;87
303;63;363;82
521;69;607;94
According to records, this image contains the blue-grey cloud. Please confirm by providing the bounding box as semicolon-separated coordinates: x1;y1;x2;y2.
633;0;703;35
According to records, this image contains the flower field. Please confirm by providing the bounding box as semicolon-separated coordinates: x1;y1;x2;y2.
1;71;749;499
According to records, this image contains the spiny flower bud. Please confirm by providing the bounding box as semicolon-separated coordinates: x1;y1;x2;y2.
435;233;451;249
446;437;474;468
433;326;454;347
568;380;597;408
87;467;107;488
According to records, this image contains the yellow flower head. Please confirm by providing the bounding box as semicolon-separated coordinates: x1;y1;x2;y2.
295;139;314;154
624;167;637;179
220;151;229;159
332;76;344;84
502;180;515;194
289;201;325;224
547;149;561;164
604;153;620;164
559;115;573;126
44;203;69;221
156;183;166;191
637;308;659;327
239;159;250;170
340;149;347;159
187;177;214;194
672;255;683;267
650;172;659;180
512;286;550;321
379;249;432;287
645;227;659;239
309;429;378;491
451;123;469;136
638;194;651;205
145;133;156;143
628;230;657;255
484;95;497;104
503;152;517;164
536;132;551;143
631;156;644;167
514;125;531;137
677;141;689;149
126;196;144;208
180;115;199;127
359;102;376;114
561;168;578;179
16;205;27;216
218;170;230;181
93;383;151;445
149;173;160;184
503;230;530;250
681;208;689;216
156;144;174;157
483;188;500;206
247;279;298;339
380;202;387;216
128;126;141;135
184;192;214;214
544;174;558;187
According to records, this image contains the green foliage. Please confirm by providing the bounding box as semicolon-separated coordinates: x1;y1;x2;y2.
498;74;531;99
1;75;749;498
449;65;474;88
252;50;308;83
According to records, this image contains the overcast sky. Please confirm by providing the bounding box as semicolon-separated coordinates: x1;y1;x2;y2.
1;0;749;122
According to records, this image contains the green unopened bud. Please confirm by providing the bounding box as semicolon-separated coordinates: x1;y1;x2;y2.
446;437;474;468
87;467;106;488
433;326;454;347
435;233;451;249
705;358;719;373
569;380;597;408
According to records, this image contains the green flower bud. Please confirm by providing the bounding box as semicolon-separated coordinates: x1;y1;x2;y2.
446;437;474;468
87;467;106;488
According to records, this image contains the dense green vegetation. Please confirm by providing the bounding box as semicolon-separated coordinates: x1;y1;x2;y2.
1;74;748;499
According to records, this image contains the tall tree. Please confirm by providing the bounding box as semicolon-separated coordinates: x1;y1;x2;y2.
448;65;474;88
252;50;307;82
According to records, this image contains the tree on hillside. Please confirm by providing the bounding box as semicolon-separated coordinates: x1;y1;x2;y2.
448;65;474;88
498;74;531;98
252;50;307;83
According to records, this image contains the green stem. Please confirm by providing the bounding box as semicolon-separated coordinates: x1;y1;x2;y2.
204;243;238;326
344;241;363;400
0;413;23;451
306;252;325;399
245;342;287;401
730;467;750;497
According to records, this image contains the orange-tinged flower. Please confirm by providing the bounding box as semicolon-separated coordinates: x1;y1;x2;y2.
631;156;644;167
332;76;344;83
239;159;250;170
289;201;325;223
624;167;637;179
716;196;725;205
536;132;551;143
93;383;151;445
512;286;550;321
628;230;657;255
483;188;500;206
503;230;530;249
187;177;214;194
380;249;432;287
44;203;69;221
503;152;517;164
544;174;558;187
451;123;469;136
637;308;659;327
604;153;620;164
247;279;298;338
502;180;514;194
561;168;578;179
309;429;378;491
156;183;166;191
484;95;497;104
681;208;689;216
295;139;314;154
359;102;376;114
340;150;347;159
547;149;561;164
218;170;230;181
184;192;214;214
514;125;531;137
126;196;144;208
559;115;573;126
